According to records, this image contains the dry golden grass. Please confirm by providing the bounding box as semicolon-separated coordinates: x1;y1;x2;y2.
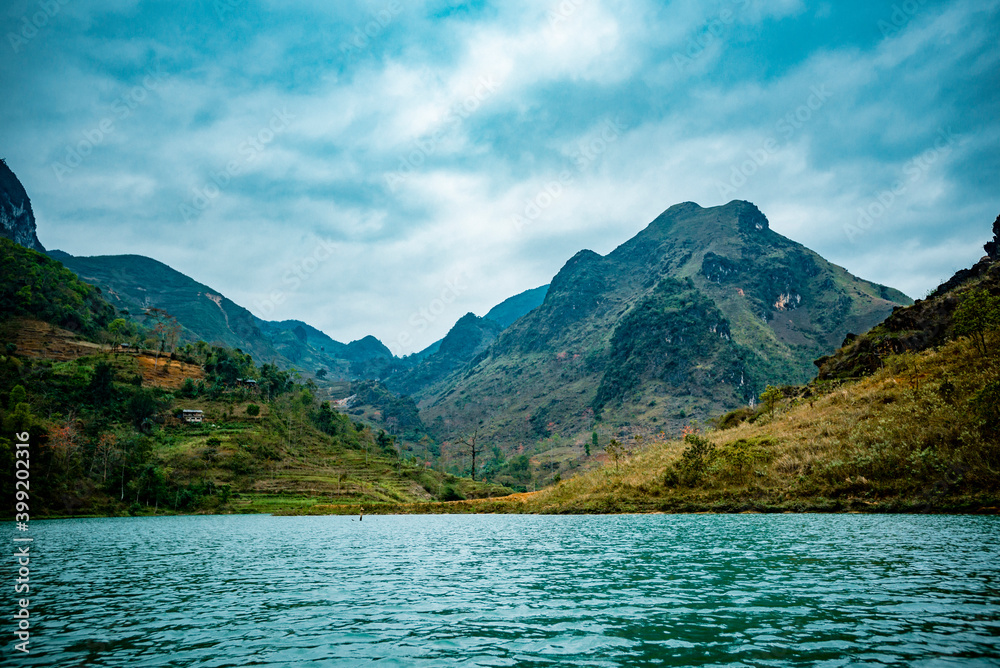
358;336;998;515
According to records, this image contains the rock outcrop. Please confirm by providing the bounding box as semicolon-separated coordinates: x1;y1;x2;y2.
985;214;999;260
0;159;44;252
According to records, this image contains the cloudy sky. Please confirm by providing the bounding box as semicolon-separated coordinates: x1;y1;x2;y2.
2;0;998;354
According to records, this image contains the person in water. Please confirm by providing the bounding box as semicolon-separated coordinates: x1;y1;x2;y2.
360;507;363;521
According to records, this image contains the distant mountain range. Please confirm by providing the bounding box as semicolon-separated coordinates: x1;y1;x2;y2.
1;162;913;466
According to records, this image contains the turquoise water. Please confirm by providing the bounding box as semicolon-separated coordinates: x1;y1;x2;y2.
21;514;1000;666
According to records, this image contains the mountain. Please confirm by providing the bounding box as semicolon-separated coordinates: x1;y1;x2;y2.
49;251;290;364
0;159;44;252
384;313;503;396
470;222;1000;512
418;200;911;456
484;285;549;328
398;286;550;367
255;318;392;378
50;251;394;379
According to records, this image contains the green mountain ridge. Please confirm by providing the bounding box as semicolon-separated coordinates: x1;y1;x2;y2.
48;251;287;364
416;201;911;465
47;250;399;380
483;285;549;328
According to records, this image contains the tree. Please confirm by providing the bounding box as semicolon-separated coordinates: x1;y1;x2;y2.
457;428;482;481
89;361;115;406
316;368;328;379
606;438;628;471
144;308;180;370
9;384;27;407
588;431;597;457
760;385;782;420
125;390;160;430
108;318;132;351
953;288;1000;356
94;432;118;482
246;404;260;416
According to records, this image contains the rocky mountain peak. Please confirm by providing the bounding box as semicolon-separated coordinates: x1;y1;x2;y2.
0;159;44;252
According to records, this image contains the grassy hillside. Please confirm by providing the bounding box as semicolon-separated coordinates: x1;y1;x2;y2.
0;329;509;517
415;201;911;478
300;246;999;515
333;326;997;515
0;243;509;517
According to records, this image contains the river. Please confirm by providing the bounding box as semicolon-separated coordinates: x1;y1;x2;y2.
22;514;1000;666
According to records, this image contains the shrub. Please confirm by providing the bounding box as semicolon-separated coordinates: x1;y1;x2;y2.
246;403;260;416
717;406;755;430
953;288;1000;356
716;437;774;481
439;485;465;501
674;434;716;486
971;380;1000;441
227;449;259;475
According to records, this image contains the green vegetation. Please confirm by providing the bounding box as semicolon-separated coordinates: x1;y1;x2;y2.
953;288;1000;356
1;238;114;336
414;201;909;472
0;244;509;517
334;254;999;515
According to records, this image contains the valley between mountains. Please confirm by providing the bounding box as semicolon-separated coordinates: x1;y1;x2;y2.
2;159;998;515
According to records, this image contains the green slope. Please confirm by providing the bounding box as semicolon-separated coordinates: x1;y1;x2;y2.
418;201;911;473
48;251;376;378
1;239;113;336
484;285;549;328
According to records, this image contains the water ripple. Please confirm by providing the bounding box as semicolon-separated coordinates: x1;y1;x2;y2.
24;514;1000;666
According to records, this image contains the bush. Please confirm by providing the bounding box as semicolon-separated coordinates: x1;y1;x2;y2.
246;403;260;416
715;437;774;481
439;485;465;501
673;434;716;486
716;406;755;430
227;449;259;475
971;380;1000;441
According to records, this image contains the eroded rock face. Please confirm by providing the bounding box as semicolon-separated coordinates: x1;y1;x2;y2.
985;214;999;260
0;159;44;252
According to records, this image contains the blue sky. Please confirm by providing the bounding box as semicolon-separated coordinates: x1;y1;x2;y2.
2;0;998;354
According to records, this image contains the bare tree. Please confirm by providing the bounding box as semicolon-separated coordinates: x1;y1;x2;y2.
457;428;482;481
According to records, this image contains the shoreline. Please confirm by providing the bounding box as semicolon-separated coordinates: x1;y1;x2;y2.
12;493;1000;520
